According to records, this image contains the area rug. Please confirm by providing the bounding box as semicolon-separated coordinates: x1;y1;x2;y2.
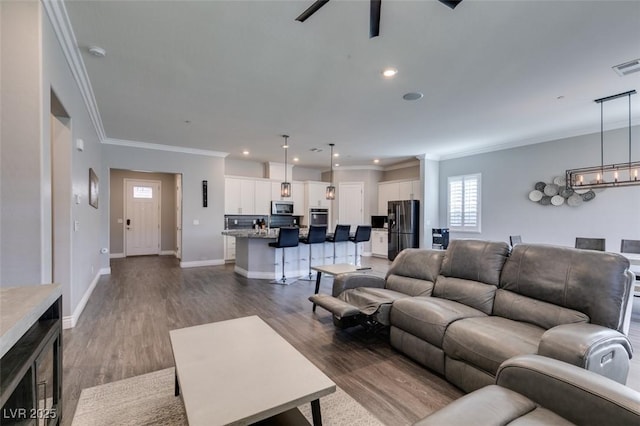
72;368;384;426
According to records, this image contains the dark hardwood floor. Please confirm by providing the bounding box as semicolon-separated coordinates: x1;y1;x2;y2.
61;255;640;425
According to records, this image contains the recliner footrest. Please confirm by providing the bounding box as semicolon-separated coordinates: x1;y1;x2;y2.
309;293;361;319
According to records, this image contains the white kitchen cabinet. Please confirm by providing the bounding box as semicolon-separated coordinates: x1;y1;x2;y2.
292;182;305;216
378;179;422;214
305;181;330;209
225;177;255;214
224;236;236;261
254;180;272;215
371;230;388;258
378;182;399;215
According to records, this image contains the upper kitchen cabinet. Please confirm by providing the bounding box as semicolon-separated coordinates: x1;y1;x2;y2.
292;182;305;216
254;180;272;215
378;179;421;215
305;181;330;211
225;177;255;214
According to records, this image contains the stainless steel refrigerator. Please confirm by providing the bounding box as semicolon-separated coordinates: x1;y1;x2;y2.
388;200;420;260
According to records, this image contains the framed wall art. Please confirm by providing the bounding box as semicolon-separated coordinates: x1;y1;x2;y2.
89;168;99;209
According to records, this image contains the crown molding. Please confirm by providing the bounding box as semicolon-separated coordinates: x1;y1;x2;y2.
42;0;106;141
103;138;228;157
384;159;420;170
334;165;384;171
415;154;441;161
438;120;640;161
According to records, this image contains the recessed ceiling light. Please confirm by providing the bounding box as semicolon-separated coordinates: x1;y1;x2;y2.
88;46;106;57
334;163;340;167
382;68;398;78
373;159;380;164
403;92;423;101
293;157;299;162
333;152;339;157
242;150;250;155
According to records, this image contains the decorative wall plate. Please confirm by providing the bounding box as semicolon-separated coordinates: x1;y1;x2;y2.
553;176;566;186
540;196;552;205
551;195;564;206
582;190;596;201
559;187;574;198
543;183;559;196
567;194;583;207
529;190;543;202
534;182;546;191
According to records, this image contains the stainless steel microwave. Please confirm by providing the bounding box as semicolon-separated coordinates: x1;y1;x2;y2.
271;200;294;215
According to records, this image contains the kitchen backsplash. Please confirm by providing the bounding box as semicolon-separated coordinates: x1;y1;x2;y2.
224;215;302;229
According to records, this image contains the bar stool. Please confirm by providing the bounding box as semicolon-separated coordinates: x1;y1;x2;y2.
326;224;351;264
349;225;372;266
299;225;328;281
269;227;300;285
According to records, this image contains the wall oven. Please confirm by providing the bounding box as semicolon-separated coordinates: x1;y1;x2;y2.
271;200;294;215
309;208;329;226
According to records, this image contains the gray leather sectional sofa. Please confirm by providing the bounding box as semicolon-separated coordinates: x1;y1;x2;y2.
310;239;635;392
417;354;640;425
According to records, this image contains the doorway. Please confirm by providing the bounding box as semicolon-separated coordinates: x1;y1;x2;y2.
124;179;161;256
50;90;72;294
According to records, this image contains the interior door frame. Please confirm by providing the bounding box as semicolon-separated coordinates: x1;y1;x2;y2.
123;178;162;256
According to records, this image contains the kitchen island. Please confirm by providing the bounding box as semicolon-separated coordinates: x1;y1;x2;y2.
221;229;356;280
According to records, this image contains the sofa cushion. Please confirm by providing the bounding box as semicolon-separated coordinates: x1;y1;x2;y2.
500;244;632;332
385;275;435;297
386;248;444;283
414;385;542;426
439;239;510;286
493;289;590;330
432;277;498;315
338;287;410;315
391;297;487;347
443;316;545;375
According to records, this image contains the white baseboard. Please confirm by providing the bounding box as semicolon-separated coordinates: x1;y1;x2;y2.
179;259;225;268
160;250;176;256
110;253;125;259
63;268;108;329
362;251;373;257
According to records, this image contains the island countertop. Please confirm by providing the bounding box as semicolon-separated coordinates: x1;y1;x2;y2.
222;229;310;239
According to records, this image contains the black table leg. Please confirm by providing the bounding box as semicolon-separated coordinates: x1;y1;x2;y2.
174;372;180;396
312;272;322;312
311;399;322;426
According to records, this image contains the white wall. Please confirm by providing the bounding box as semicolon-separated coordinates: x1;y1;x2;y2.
102;144;226;266
1;1;43;285
439;127;640;251
225;158;323;181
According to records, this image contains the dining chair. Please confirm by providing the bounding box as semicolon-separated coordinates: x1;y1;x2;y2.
509;235;522;247
575;237;606;252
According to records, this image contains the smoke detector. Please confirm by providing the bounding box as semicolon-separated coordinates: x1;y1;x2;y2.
613;58;640;77
88;46;106;57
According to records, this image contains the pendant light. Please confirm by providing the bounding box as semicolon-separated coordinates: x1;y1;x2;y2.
326;143;336;200
281;135;291;198
566;90;638;189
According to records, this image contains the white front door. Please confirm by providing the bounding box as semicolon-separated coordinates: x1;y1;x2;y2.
125;179;161;256
338;182;364;231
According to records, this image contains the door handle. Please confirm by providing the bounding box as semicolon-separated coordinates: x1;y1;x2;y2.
126;219;131;225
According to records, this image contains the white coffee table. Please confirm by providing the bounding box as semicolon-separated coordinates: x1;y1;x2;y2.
170;316;335;425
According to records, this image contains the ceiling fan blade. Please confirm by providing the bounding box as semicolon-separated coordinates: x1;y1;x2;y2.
370;0;381;38
296;0;331;22
438;0;463;10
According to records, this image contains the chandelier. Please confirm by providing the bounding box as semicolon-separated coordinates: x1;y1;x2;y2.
566;90;638;189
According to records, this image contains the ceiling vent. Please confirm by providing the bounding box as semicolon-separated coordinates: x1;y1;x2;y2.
612;59;640;77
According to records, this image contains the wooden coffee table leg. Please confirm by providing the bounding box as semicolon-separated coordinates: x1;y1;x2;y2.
311;399;322;426
312;272;323;312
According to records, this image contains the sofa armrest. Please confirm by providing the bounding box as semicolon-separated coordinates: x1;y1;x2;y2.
496;354;640;426
332;274;386;297
538;323;633;384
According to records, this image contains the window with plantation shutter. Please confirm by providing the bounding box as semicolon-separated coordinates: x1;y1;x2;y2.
448;173;481;232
